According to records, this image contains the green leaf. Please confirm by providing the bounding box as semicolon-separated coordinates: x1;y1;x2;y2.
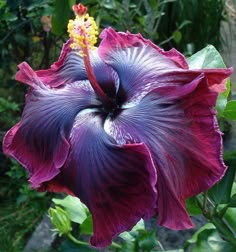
0;97;19;112
52;195;88;224
216;80;231;117
223;150;236;162
52;0;75;35
223;207;236;230
68;0;76;7
208;164;236;204
121;241;136;252
79;215;93;235
137;231;159;251
119;230;135;242
231;182;236;196
185;223;235;252
187;45;226;69
102;0;115;9
42;6;54;16
2;12;18;22
131;218;145;231
229;194;236;207
186;196;202;215
223;100;236;120
119;219;145;242
186;223;215;245
0;0;6;9
173;30;182;44
192;229;235;252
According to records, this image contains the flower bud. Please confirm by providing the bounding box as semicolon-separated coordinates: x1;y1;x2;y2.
73;3;87;16
49;206;72;236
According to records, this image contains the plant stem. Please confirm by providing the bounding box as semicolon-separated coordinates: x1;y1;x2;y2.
111;242;122;249
196;193;236;246
67;233;89;246
203;191;208;214
157;240;165;251
67;233;122;249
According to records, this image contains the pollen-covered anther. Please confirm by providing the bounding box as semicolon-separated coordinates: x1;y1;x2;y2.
67;12;98;53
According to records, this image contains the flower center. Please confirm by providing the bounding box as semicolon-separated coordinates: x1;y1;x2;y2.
67;3;110;105
102;98;120;116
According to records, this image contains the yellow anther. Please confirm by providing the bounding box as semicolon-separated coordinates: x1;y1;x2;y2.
67;9;98;53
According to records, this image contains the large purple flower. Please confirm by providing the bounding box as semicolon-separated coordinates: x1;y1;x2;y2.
3;5;232;248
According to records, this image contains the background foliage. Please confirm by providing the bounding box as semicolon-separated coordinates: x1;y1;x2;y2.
0;0;236;251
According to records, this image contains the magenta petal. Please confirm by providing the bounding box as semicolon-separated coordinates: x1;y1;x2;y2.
99;28;189;103
35;39;72;87
36;41;118;94
15;62;41;87
99;28;189;69
98;28;232;104
3;63;99;188
42;112;157;248
105;74;227;230
196;68;233;93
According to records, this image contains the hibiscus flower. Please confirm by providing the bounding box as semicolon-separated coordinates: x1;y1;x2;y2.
3;3;232;248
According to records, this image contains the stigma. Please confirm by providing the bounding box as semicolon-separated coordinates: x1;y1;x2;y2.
66;3;110;105
67;3;98;54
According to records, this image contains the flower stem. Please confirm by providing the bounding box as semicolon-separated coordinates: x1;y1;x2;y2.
67;233;89;246
67;233;122;249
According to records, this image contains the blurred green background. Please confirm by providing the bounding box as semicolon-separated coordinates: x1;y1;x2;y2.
0;0;235;251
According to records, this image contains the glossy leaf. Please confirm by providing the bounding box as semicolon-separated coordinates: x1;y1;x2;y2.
119;231;135;242
137;230;159;251
186;196;202;215
120;241;136;252
223;207;236;230
192;229;235;252
119;219;145;242
231;182;236;195
79;215;93;235
223;150;236;163
187;45;226;69
52;196;88;224
228;194;236;207
185;223;235;252
186;223;215;245
223;100;236;120
208;164;236;204
52;0;75;35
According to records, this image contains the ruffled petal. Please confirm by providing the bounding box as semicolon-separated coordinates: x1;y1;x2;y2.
104;74;227;230
99;27;189;69
36;40;118;95
99;28;187;103
98;28;232;104
3;62;99;188
41;112;157;248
